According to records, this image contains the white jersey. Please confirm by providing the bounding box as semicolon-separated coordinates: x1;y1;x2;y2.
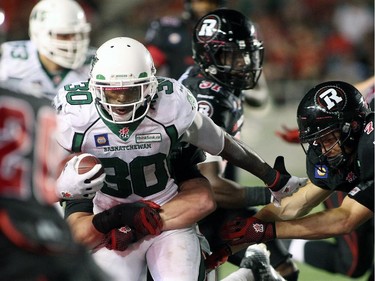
0;40;95;100
54;77;197;209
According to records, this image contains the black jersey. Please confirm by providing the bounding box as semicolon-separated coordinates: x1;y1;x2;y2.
145;16;195;79
180;65;244;137
306;113;374;211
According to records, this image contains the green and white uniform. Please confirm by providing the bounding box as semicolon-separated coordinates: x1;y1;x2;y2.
0;40;94;100
54;77;212;281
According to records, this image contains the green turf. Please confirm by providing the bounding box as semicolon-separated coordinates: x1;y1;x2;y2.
218;261;371;280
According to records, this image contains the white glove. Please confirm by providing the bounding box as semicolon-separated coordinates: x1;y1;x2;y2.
56;154;105;200
271;176;307;207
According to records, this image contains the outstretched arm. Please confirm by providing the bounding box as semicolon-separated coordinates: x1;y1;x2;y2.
183;113;307;203
275;195;373;239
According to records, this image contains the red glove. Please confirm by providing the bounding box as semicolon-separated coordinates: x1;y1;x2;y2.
103;226;136;251
219;217;276;246
204;245;232;273
275;125;300;144
92;200;163;236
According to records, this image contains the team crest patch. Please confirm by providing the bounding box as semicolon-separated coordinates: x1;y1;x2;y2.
94;134;109;147
315;165;328;178
136;133;162;143
197;100;214;117
345;171;357;183
119;127;130;139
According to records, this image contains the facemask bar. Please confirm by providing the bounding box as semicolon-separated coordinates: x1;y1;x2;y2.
91;77;158;124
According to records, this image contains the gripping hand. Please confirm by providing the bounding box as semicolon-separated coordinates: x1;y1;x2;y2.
219;216;276;246
204;245;232;273
92;200;163;236
268;156;307;207
56;155;105;199
102;226;136;251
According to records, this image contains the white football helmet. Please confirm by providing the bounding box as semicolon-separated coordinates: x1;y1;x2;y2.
29;0;91;69
89;37;158;124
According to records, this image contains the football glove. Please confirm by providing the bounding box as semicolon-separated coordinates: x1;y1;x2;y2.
204;244;232;273
56;155;105;200
102;226;136;251
220;217;276;246
92;200;163;236
268;156;307;207
275;125;300;144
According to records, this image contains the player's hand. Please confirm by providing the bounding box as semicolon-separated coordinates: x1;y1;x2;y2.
204;245;232;273
56;155;105;200
219;217;276;246
275;125;300;144
268;156;307;207
92;200;163;236
102;226;136;251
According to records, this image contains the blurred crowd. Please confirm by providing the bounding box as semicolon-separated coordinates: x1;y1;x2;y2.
1;0;373;98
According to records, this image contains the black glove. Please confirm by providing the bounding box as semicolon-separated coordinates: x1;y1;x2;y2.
92;200;163;236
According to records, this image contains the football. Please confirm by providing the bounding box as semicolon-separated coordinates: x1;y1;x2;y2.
75;153;104;180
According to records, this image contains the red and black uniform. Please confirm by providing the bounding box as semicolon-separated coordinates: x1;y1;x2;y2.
145;15;195;79
0;87;107;281
180;66;292;272
304;112;374;278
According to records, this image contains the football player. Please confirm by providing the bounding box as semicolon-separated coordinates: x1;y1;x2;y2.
274;77;375;279
178;9;299;281
0;85;107;281
220;81;374;280
145;0;226;79
0;0;93;100
53;36;306;281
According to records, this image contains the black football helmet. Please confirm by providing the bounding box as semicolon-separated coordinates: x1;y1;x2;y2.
297;81;369;168
192;9;264;90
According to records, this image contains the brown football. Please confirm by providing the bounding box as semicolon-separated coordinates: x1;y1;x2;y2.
75;153;104;180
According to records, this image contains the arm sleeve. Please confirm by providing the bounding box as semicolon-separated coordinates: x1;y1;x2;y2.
170;143;207;185
181;113;225;155
64;199;94;219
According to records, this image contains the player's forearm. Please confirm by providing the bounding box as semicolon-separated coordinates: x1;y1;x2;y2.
160;177;216;231
275;208;351;239
66;212;104;249
219;135;276;186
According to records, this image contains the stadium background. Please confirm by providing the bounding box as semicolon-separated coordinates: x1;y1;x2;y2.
0;0;373;280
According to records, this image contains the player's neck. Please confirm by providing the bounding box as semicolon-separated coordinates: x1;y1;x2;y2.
39;53;65;74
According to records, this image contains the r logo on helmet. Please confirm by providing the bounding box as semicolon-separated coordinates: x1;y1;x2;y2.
315;87;347;111
196;15;221;43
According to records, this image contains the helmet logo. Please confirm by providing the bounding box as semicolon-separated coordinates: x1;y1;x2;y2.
196;15;221;42
316;88;345;111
